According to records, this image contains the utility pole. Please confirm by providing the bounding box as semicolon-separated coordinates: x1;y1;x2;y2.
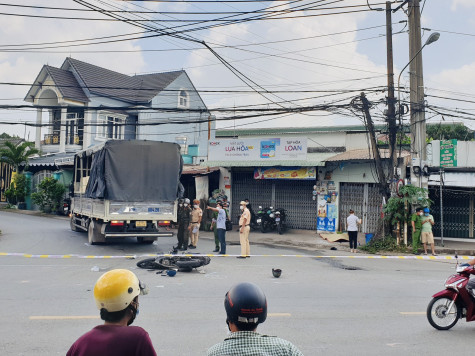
408;0;427;189
386;1;398;185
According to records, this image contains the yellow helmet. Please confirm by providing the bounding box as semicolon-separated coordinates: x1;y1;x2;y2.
94;269;148;312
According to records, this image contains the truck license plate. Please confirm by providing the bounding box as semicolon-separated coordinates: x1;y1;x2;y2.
136;221;147;227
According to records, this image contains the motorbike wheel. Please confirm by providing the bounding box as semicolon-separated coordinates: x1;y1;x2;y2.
156;256;179;270
136;258;161;269
427;296;461;330
260;221;268;233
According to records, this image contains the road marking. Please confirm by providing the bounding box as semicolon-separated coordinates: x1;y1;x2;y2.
268;313;291;317
1;253;473;259
30;316;100;320
399;312;425;315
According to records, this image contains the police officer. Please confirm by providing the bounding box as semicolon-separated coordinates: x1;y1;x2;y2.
177;198;191;250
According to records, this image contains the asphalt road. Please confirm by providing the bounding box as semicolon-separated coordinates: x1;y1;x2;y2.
1;210;475;355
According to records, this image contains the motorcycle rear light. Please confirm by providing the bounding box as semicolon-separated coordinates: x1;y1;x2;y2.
158;221;170;226
110;220;124;226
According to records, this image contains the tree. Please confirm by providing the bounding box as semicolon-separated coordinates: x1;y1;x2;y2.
0;141;39;172
427;123;473;142
0;132;13;139
4;173;30;205
31;177;66;213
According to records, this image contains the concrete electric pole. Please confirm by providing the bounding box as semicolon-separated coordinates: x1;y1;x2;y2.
408;0;427;189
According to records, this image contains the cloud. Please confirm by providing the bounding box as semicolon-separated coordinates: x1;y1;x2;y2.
451;0;475;11
185;5;386;128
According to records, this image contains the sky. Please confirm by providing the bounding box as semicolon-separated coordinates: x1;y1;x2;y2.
0;0;474;139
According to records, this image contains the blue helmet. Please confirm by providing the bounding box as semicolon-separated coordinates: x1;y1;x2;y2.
423;207;430;213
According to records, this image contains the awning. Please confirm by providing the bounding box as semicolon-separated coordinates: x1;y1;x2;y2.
25;153;74;167
201;152;334;167
182;165;219;175
429;172;475;188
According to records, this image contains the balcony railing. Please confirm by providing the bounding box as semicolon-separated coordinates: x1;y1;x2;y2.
44;134;60;145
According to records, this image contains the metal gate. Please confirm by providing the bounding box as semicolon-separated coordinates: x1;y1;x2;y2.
231;171;318;230
339;183;381;234
430;187;471;238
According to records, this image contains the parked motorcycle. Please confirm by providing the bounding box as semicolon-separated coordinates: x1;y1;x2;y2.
427;257;475;330
136;246;211;272
274;208;287;235
256;206;287;234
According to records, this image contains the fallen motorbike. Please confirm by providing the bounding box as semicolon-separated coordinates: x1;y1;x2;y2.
427;257;475;330
136;246;211;272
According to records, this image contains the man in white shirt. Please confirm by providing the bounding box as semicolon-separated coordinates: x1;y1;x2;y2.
346;209;362;253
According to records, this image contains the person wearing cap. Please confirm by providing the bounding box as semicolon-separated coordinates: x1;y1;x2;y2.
411;207;423;254
189;199;203;249
206;282;303;356
67;269;156;356
421;207;436;256
238;200;251;258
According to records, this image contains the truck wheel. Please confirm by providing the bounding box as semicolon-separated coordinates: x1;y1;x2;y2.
137;237;155;244
70;216;78;232
88;220;105;245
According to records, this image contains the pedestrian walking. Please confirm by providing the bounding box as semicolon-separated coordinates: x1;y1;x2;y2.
346;209;362;253
177;198;191;250
67;269;157;356
421;207;436;256
411;207;423;254
238;200;251;258
188;199;202;249
206;282;304;356
207;201;227;254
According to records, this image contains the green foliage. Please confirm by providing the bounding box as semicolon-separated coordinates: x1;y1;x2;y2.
427;123;473;142
31;177;66;213
0;132;13;139
383;185;432;226
4;173;30;204
0;141;39;172
360;236;409;254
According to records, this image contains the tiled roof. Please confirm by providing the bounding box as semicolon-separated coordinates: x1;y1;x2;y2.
64;58;183;104
44;65;89;103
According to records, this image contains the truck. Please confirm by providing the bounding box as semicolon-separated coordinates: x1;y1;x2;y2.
69;140;183;245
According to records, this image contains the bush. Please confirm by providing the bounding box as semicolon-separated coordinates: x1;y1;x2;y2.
4;173;30;205
31;177;66;213
360;236;409;254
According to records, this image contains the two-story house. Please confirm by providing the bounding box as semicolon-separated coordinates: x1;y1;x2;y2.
23;57;216;203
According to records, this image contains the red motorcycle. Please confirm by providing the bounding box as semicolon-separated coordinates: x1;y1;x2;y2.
427;258;475;330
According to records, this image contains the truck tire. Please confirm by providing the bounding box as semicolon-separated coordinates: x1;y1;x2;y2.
88;220;105;245
70;216;78;232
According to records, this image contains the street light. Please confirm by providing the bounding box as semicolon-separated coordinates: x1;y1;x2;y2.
397;32;440;120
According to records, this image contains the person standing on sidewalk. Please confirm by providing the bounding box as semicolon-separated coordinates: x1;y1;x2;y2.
346;209;361;253
238;200;251;259
421;207;436;256
210;205;220;253
411;207;423;254
207;201;227;254
189;199;202;249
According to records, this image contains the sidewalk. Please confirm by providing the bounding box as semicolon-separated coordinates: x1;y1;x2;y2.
2;206;475;256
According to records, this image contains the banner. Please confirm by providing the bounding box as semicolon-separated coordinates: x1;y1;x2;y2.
254;167;316;180
440;139;457;168
208;137;307;161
